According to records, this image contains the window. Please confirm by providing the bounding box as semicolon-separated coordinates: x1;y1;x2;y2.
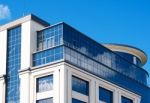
72;98;86;103
6;26;21;103
37;98;53;103
72;76;89;95
33;46;63;66
37;24;63;51
37;75;53;92
121;96;133;103
99;87;113;103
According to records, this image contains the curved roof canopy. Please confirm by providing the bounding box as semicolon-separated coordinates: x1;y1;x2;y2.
103;44;147;66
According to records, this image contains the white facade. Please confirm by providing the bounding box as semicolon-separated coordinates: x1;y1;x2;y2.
19;62;141;103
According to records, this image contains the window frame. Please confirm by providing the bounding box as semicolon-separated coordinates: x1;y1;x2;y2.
71;73;91;103
36;75;53;93
121;96;133;103
72;75;89;96
34;72;54;103
120;92;135;103
99;87;113;103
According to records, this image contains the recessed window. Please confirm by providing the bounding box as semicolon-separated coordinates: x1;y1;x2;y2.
99;87;113;103
72;98;86;103
72;76;89;96
121;96;133;103
37;98;53;103
37;75;53;92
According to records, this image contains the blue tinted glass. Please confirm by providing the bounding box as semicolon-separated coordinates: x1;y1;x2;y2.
72;98;86;103
99;87;113;103
64;46;150;103
63;23;148;85
33;46;63;66
72;76;89;95
37;98;53;103
37;24;63;51
37;75;53;92
121;96;133;103
115;51;142;67
6;26;21;103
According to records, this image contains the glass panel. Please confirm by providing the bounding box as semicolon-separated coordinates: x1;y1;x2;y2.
72;76;89;96
37;75;53;92
37;98;53;103
99;87;113;103
63;23;148;85
72;98;86;103
64;47;149;103
121;96;133;103
37;24;63;51
33;46;63;66
6;26;21;103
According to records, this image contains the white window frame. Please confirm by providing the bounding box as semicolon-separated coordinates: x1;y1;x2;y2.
98;82;115;103
34;72;54;102
71;73;91;103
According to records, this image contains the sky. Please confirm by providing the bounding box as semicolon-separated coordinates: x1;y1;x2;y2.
0;0;150;85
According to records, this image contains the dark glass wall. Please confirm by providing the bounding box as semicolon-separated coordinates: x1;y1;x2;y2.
6;26;21;103
63;23;148;85
62;23;150;103
115;51;142;67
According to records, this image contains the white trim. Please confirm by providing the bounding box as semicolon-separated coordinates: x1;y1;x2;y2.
36;90;54;100
71;71;91;103
72;91;88;102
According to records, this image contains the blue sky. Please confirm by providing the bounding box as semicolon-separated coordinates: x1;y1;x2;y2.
0;0;150;85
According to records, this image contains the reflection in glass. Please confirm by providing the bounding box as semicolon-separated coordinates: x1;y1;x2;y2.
6;26;21;103
37;75;53;92
37;98;53;103
72;76;89;95
99;87;113;103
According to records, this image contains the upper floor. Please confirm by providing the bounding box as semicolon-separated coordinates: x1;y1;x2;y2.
32;22;149;86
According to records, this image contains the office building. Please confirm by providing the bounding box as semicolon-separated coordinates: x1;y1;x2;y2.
0;14;150;103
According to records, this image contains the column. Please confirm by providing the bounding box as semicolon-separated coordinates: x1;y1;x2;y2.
53;69;60;103
90;80;96;103
59;65;68;103
0;30;7;76
19;70;30;103
114;89;120;103
67;68;72;103
0;76;5;103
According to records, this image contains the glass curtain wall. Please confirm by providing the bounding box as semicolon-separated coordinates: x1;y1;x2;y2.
6;26;21;103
